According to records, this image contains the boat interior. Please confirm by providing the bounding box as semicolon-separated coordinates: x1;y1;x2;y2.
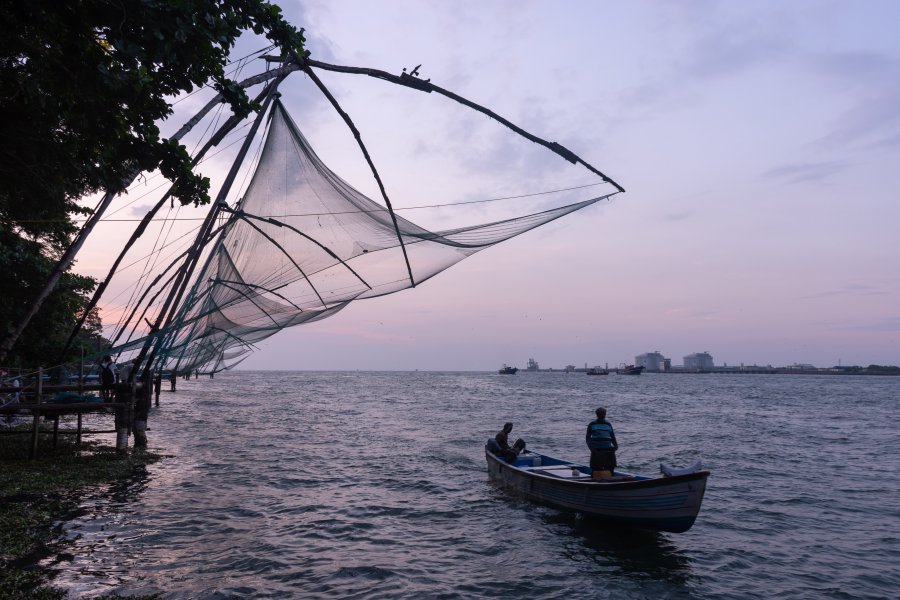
508;452;646;482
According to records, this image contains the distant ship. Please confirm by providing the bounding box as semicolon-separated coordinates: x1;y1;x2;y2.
525;358;539;371
586;367;609;375
498;364;519;375
616;364;645;375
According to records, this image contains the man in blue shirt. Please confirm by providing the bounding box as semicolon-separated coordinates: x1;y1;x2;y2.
586;407;618;477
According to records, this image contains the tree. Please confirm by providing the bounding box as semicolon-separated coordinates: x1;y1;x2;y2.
0;226;107;369
0;0;306;361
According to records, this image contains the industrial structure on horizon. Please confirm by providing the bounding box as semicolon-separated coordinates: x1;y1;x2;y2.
518;353;898;375
635;351;715;372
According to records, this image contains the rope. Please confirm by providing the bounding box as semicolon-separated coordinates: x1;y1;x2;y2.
49;181;613;224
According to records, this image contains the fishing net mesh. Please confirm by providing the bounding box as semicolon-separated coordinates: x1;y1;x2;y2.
139;101;612;373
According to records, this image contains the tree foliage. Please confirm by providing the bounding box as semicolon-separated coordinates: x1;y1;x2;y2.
0;0;304;250
0;227;107;369
0;0;305;365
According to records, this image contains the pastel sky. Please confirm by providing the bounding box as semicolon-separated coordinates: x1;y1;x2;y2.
78;0;900;371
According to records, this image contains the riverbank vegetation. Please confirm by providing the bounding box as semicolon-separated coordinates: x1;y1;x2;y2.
0;427;161;599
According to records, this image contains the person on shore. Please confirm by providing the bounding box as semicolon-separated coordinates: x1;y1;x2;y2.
112;382;150;450
169;371;177;392
119;360;133;384
10;373;21;403
100;355;117;401
133;384;151;449
153;371;162;405
490;422;526;462
1;369;21;412
586;407;618;478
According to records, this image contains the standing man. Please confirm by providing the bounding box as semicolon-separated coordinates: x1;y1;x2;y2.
99;355;117;401
133;384;151;449
586;407;618;479
153;371;162;406
119;360;133;383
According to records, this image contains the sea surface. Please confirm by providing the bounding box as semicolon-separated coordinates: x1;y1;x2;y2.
42;371;899;599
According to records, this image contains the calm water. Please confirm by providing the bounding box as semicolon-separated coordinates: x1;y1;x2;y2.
44;371;899;599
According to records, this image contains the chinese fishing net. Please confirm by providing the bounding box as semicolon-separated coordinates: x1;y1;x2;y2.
123;100;617;374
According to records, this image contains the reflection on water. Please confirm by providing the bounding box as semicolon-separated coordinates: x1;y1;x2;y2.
42;467;154;596
36;371;900;599
541;511;693;585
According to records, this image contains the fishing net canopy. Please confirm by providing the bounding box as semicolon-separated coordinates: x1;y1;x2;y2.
90;57;624;376
152;101;614;373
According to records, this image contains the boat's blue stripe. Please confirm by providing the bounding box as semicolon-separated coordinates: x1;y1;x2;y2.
535;488;692;511
498;468;704;513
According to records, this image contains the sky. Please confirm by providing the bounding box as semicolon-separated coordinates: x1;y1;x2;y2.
77;0;900;371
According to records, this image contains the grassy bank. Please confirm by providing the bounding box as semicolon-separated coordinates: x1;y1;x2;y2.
0;423;162;599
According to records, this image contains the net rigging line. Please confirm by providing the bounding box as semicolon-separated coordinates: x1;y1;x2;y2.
171;44;277;107
59;181;613;224
109;202;188;339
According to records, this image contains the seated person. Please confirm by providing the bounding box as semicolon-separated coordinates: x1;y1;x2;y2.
492;422;526;462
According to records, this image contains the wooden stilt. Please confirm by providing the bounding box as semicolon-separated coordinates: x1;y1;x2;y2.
30;366;44;458
30;410;40;459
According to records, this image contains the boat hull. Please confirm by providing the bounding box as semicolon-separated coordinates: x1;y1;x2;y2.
486;450;708;533
616;365;645;375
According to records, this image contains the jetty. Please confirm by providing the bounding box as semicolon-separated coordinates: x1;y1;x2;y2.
0;367;158;458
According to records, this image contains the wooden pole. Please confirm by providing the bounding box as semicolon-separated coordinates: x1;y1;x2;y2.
128;379;136;440
79;349;84;395
30;409;40;459
299;67;416;287
77;412;83;447
304;57;626;193
30;367;44;459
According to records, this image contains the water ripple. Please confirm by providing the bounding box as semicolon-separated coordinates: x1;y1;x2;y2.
40;372;900;599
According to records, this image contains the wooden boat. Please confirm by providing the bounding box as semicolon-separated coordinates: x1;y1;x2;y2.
498;365;518;374
485;446;709;533
586;367;609;375
616;364;645;375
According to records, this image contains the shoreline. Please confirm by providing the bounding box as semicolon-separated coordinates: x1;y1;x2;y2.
528;368;900;376
0;430;160;599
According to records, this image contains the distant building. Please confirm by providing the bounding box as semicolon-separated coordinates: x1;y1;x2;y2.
788;363;816;370
684;352;714;370
636;351;668;372
526;358;539;371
